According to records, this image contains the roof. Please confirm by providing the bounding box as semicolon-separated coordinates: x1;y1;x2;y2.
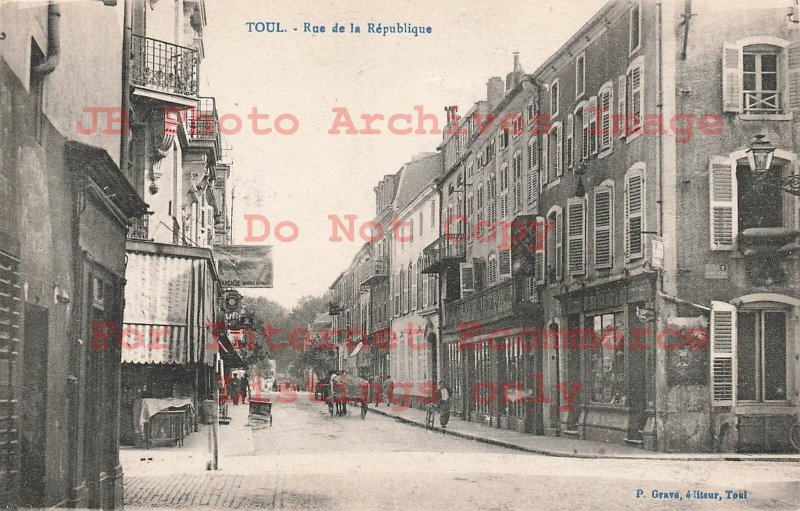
393;152;443;212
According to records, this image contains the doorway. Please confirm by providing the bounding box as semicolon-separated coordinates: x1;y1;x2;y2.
20;304;48;507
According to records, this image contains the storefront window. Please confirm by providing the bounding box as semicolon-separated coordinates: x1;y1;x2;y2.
589;312;626;405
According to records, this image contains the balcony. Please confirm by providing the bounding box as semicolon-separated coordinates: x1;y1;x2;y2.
184;97;222;161
129;33;199;103
360;256;388;287
420;236;466;274
127;215;150;241
443;278;540;331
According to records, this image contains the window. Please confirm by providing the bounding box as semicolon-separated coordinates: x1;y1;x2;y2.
526;101;536;122
743;45;781;114
598;82;613;153
722;39;796;115
430;200;436;228
624;165;645;260
550;79;560;117
589;312;626;404
466;193;474;245
417;258;424;309
594;184;614;269
567;197;586;275
565;115;574;170
513;155;523;214
575;53;586;98
499;127;510;150
546;206;563;281
588;97;598;155
737;162;784;231
629;1;641;55
548;122;563;182
709;153;795;251
575;103;588;162
625;59;644;136
459;263;474;298
737;309;787;402
527;138;539;206
407;263;413;312
500;162;509;192
498;249;511;278
488;254;498;285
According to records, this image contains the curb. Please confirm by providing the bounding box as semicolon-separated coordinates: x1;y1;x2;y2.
367;406;800;463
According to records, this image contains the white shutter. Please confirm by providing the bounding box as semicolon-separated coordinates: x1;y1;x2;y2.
555;209;563;280
710;301;737;406
628;66;643;133
788;42;800;113
541;133;549;185
600;85;613;151
411;263;417;310
625;169;645;260
459;263;474;298
528;163;539;206
566;115;574;170
709;156;736;250
535;216;545;285
567;198;586;275
556;125;563;177
594;186;613;269
617;75;626;137
499;249;511;277
722;43;743;113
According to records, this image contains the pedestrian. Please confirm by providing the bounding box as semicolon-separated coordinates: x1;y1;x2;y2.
329;371;341;416
229;375;240;405
371;375;383;406
339;371;348;416
383;377;394;407
241;373;250;404
437;380;452;430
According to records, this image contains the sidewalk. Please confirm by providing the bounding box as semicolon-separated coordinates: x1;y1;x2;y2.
121;400;256;476
368;403;800;462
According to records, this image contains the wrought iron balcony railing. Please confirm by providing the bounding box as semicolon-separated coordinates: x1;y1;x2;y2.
185;97;222;157
421;235;466;274
443;278;539;330
360;256;389;286
127;215;150;241
130;33;199;98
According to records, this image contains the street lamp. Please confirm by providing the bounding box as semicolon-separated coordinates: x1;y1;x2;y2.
746;134;775;173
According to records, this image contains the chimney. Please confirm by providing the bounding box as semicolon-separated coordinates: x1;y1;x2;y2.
513;51;520;72
487;77;504;108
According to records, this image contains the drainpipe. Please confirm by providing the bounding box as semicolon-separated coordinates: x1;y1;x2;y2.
120;0;132;179
31;2;61;77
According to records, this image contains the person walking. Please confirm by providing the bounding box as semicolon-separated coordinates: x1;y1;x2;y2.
437;380;452;430
240;373;250;404
229;375;240;405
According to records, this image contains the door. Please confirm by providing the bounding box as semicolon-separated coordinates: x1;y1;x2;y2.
525;340;544;434
20;304;48;507
627;302;647;441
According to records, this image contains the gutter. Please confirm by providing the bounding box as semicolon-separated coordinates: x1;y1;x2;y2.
31;2;61;77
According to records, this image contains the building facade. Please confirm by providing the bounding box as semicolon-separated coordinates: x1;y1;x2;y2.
0;0;148;507
388;153;442;406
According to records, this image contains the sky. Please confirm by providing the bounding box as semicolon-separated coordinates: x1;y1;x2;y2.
202;0;609;308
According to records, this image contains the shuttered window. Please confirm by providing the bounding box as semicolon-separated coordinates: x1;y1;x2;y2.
459;263;474;298
541;132;549;184
565;114;574;170
499;249;512;277
710;301;737;406
547;207;563;281
488;255;498;285
588;97;598;155
527;138;539;206
617;75;626;137
709;156;736;250
594;185;613;269
580;105;589;160
598;82;613;153
626;59;643;135
624;166;645;260
535;216;546;285
567;198;586;275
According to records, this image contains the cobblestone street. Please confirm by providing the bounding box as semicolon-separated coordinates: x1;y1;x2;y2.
122;392;800;510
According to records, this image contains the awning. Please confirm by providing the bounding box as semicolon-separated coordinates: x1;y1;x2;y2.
123;247;216;365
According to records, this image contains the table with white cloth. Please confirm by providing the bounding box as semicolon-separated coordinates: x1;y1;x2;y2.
133;398;196;447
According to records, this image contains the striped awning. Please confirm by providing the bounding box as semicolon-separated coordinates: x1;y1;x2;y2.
123;248;216;366
121;323;191;364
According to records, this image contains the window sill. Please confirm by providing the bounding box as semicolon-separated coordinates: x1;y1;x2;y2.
598;147;613;160
733;402;794;415
544;178;562;190
626;131;642;144
737;113;793;122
